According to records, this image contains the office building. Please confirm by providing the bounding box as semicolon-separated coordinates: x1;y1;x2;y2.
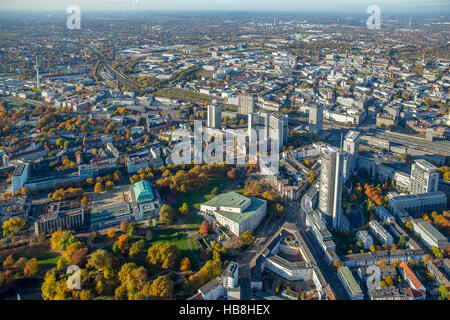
200;191;267;236
409;159;439;194
343;130;360;174
389;192;447;216
411;219;449;249
207;102;222;129
238;94;254;115
11;163;29;194
248;112;288;150
318;146;344;230
309;104;323;134
34;201;85;236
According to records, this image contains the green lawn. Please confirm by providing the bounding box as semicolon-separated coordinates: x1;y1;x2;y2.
21;249;60;269
174;177;228;210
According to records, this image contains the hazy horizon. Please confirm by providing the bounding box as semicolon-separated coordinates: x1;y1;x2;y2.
0;0;448;14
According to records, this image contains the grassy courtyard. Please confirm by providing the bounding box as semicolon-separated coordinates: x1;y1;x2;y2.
173;177;228;211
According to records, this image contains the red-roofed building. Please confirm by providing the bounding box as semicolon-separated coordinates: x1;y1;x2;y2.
405;288;426;300
399;261;426;293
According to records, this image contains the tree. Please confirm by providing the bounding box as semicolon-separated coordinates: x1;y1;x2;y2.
107;228;116;239
94;181;104;193
199;221;213;236
3;255;15;268
439;285;450;300
385;276;394;287
2;217;26;237
115;234;130;251
96;280;104;295
270;203;285;217
333;260;343;268
86;249;112;272
159;204;176;225
130;239;145;257
241;230;256;246
405;221;413;230
211;187;220;196
105;181;115;191
179;202;190;215
14;257;28;270
147;243;181;269
127;222;137;238
149;275;174;299
80;289;92;300
180;257;191;272
71;247;89;266
50;230;77;251
227;168;238;180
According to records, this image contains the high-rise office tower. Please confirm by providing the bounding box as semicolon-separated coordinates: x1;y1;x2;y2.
207;102;222;129
409;159;439;194
309;104;323;134
319;146;344;230
343;130;361;175
238;94;254;115
248;112;288;151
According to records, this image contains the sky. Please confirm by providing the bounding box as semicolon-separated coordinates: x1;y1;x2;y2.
0;0;448;13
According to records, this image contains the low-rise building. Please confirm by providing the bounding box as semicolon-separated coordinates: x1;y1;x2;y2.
368;220;393;246
129;180;162;221
90;203;133;231
356;230;373;249
337;267;364;300
200;192;267;237
411;219;449;249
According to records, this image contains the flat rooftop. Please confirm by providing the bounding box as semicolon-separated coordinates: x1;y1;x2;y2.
203;191;251;210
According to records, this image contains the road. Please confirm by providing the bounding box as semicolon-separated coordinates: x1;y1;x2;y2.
287;201;350;300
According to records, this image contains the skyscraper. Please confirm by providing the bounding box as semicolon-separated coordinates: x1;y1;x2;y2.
238;94;254;115
248;112;288;151
409;159;439;194
309;104;323;135
343;130;361;175
207;102;222;130
318;146;344;230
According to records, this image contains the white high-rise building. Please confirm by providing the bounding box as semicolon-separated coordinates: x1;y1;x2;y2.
309;104;323;135
207;102;222;129
318;146;344;230
343;130;361;176
238;94;254;115
409;159;439;194
248;112;288;151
